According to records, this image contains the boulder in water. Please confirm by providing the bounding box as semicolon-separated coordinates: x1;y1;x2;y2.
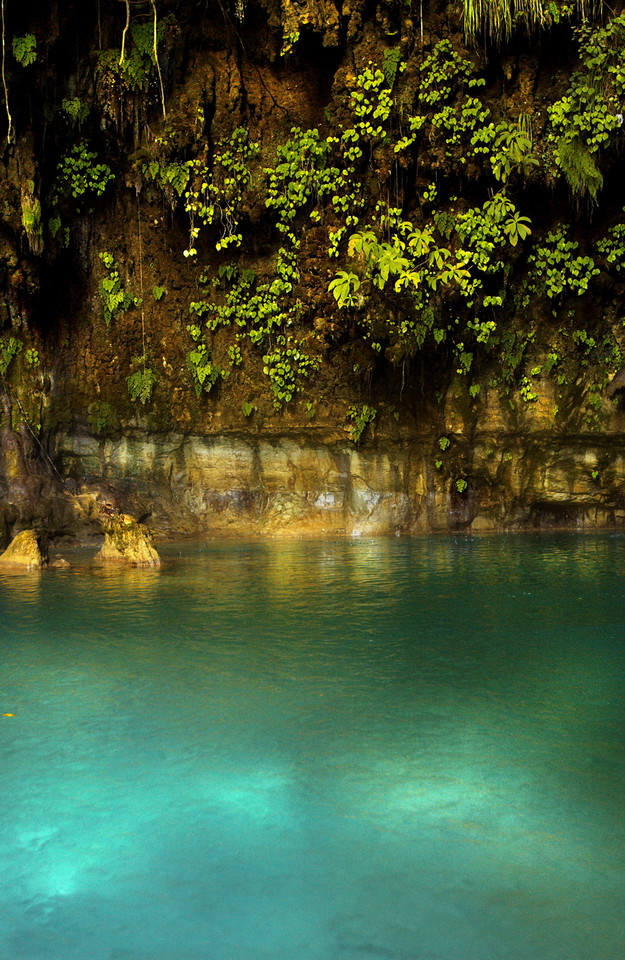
0;529;47;569
95;513;160;567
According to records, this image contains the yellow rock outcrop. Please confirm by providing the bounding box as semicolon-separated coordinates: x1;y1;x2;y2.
0;529;47;570
95;514;161;567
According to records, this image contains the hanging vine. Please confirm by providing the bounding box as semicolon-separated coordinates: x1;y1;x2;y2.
1;0;13;144
119;0;130;65
150;0;166;119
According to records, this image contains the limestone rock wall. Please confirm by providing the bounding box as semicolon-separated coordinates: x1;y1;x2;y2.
47;423;625;539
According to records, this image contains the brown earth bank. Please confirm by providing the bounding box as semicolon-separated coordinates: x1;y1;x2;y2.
2;0;625;545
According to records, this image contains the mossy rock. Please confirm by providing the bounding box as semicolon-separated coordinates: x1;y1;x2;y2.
0;529;47;570
95;514;161;567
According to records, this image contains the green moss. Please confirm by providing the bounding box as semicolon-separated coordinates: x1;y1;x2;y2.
555;138;603;201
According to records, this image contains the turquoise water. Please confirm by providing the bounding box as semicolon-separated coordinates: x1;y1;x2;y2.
1;534;624;960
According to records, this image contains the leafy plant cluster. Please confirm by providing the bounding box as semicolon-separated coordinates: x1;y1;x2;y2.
186;323;230;398
98;20;165;93
126;355;158;405
21;180;42;255
597;215;625;271
0;337;22;377
263;337;320;409
61;97;90;126
334;48;541;378
177;123;342;408
186;254;319;408
12;34;37;66
319;35;624;407
151;36;596;413
98;252;137;326
143;156;190;206
97;254;157;404
347;404;377;442
264;127;342;238
166;50;458;406
81;14;625;422
320;39;540;383
527;228;599;299
50;141;114;206
183;126;260;257
547;14;625;200
43;141;114;248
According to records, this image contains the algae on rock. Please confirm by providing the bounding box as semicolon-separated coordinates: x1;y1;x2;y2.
0;529;47;569
95;513;161;567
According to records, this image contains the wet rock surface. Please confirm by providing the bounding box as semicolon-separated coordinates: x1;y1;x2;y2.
95;513;161;566
39;425;625;539
0;529;47;569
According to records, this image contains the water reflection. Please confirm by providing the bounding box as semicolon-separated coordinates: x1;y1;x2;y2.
0;570;44;603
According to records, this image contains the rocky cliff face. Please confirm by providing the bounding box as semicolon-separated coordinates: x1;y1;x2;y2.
45;424;625;537
2;0;625;543
43;390;625;540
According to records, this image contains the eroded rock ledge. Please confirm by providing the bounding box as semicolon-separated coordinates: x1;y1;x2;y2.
45;426;625;540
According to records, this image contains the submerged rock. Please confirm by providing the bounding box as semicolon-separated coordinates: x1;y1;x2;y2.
95;513;160;567
0;529;47;570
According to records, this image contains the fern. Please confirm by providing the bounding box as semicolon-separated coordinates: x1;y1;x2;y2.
12;34;36;66
126;365;157;404
556;137;603;201
130;21;160;64
61;97;89;125
382;47;402;89
99;19;165;92
0;337;22;376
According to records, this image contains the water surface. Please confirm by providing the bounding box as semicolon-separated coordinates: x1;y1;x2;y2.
1;534;624;959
